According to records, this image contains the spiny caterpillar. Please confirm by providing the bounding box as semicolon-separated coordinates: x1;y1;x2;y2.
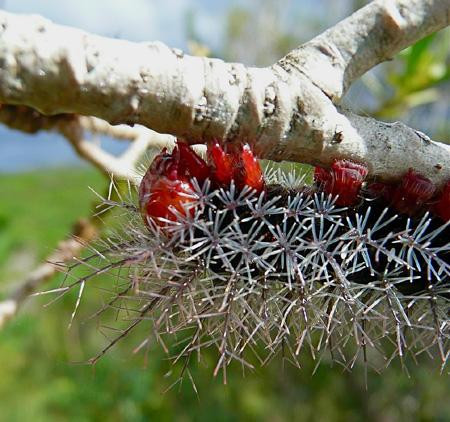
67;140;449;380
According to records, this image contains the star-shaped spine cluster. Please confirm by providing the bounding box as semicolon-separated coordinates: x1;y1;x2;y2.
66;140;449;380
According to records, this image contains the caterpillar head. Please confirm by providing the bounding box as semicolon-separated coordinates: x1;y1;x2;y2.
138;142;208;226
139;140;265;227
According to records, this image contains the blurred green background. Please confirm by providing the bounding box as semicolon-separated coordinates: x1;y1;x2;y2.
0;1;449;421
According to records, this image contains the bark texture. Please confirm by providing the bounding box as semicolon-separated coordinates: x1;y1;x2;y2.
0;1;449;184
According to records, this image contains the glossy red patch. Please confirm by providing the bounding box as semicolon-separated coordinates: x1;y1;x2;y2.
139;140;265;228
314;159;368;206
391;169;435;215
176;141;210;183
207;141;265;192
434;180;450;221
207;141;234;187
139;141;203;226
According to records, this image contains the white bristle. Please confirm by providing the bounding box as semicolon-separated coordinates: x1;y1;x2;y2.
62;169;449;378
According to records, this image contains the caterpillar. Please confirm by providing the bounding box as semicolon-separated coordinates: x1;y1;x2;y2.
67;140;449;378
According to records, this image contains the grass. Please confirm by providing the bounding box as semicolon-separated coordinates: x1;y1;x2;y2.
0;167;448;421
0;167;105;277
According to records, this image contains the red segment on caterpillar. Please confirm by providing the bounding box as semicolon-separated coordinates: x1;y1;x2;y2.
238;144;265;192
140;140;266;228
207;141;265;193
391;169;435;215
314;159;368;206
176;140;210;183
141;178;197;225
139;142;200;226
434;180;450;221
207;141;234;187
313;165;331;185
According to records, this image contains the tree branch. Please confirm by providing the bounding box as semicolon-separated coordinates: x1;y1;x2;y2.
0;104;176;184
0;1;448;185
280;0;449;100
0;219;97;328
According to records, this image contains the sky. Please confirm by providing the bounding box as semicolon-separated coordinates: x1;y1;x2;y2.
5;0;231;50
0;0;223;171
0;0;358;172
